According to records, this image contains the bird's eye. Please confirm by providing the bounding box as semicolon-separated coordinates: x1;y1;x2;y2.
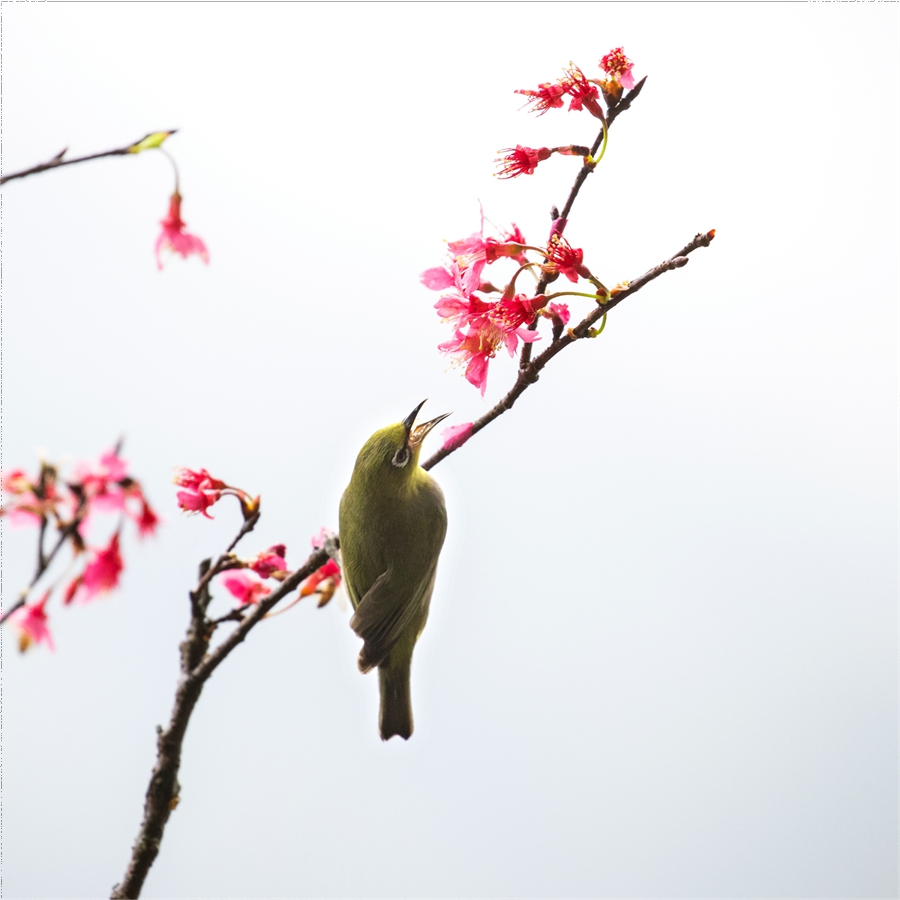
391;447;410;468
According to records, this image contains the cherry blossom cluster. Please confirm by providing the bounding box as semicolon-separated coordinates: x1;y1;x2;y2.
496;48;636;180
1;448;159;652
422;48;636;395
174;467;342;613
174;467;258;520
422;215;596;395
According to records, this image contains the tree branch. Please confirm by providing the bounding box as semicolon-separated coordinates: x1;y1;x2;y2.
110;520;326;899
0;130;177;186
0;498;89;626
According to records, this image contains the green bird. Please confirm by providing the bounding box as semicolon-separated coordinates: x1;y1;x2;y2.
339;400;449;741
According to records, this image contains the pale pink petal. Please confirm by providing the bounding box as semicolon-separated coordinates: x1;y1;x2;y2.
421;267;456;291
440;423;473;451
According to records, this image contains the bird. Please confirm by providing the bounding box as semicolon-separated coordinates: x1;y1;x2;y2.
339;400;449;740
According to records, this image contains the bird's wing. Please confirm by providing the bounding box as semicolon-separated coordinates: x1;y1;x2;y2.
350;563;437;673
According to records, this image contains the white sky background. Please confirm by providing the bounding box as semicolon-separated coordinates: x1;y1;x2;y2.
2;3;897;898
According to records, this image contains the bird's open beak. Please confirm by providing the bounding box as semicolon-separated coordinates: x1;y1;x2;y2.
403;400;451;448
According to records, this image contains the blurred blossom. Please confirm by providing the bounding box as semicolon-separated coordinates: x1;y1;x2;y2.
249;545;288;579
155;190;209;270
12;592;55;653
132;497;160;538
302;529;342;607
220;570;271;606
70;532;124;604
299;559;342;608
441;422;474;451
515;80;567;115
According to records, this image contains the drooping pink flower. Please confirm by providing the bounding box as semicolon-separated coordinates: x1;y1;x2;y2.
516;80;568;115
544;236;592;283
249;544;288;579
177;488;221;518
72;532;124;603
155;190;210;270
441;423;474;451
437;329;494;396
495;145;552;179
562;65;603;117
437;293;542;395
600;47;635;90
174;467;226;519
434;291;492;332
12;592;55;653
445;229;528;297
133;497;160;537
220;570;271;606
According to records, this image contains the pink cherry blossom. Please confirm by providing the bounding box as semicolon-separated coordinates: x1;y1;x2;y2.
440;423;474;451
174;467;227;518
600;47;635;90
72;532;124;604
177;488;221;518
437;294;542;395
545;236;591;283
133;497;160;538
446;228;528;296
72;448;130;512
155;191;210;270
249;544;288;579
12;592;55;652
546;302;571;326
2;469;31;494
0;465;64;526
420;266;457;291
561;65;603;117
516;80;568;115
495;145;552;179
438;329;503;396
221;570;271;606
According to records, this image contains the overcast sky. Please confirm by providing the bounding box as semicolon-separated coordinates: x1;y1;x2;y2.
2;4;898;898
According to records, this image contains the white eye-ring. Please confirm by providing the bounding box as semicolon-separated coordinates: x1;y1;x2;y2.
391;447;410;468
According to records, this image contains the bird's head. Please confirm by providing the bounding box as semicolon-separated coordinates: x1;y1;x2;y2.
353;400;450;485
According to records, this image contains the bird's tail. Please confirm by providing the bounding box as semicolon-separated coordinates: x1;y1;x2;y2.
378;662;413;741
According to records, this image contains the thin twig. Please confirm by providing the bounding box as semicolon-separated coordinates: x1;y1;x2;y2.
0;501;89;626
519;77;647;372
0;130;177;186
